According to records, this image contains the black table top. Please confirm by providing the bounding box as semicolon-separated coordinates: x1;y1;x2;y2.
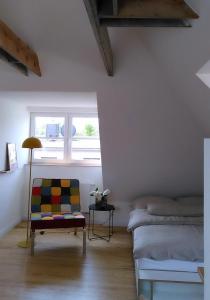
89;203;115;211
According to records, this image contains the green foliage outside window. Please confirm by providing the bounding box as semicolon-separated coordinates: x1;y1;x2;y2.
84;124;96;136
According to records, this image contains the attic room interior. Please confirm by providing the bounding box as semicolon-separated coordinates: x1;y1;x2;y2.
0;0;209;299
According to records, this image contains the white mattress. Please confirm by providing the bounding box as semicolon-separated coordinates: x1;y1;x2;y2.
136;258;204;272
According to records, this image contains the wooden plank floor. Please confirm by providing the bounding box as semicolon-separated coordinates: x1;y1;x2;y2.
0;223;137;300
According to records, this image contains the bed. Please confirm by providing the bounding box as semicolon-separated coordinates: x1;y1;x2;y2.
127;196;204;300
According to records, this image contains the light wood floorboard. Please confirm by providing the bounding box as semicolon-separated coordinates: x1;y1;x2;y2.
0;223;136;300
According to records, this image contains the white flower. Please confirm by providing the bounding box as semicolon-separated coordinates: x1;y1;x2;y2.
103;189;111;196
90;188;111;198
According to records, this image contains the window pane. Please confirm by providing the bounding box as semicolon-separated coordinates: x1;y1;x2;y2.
34;116;65;161
35;117;65;138
72;117;99;137
71;117;101;161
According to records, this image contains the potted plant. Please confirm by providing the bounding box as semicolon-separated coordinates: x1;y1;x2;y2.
90;188;111;208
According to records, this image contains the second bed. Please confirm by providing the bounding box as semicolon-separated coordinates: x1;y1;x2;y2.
128;196;204;300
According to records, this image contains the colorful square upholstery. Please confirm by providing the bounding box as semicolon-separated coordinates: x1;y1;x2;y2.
31;212;85;221
31;178;81;213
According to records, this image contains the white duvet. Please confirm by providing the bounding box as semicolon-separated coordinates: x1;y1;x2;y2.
133;224;203;261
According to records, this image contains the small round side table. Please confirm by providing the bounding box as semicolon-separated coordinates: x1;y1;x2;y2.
88;203;115;241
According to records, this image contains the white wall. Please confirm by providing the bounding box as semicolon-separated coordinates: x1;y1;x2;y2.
137;0;210;133
98;84;204;226
0;97;29;237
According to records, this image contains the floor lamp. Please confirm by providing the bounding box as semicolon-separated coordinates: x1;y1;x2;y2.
18;137;42;248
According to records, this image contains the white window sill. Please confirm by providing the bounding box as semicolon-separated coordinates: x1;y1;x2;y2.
25;161;102;167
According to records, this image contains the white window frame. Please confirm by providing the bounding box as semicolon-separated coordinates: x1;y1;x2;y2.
30;110;101;166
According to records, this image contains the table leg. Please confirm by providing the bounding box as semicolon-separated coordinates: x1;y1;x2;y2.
88;208;92;240
88;207;114;241
108;210;111;241
92;209;95;235
111;210;114;235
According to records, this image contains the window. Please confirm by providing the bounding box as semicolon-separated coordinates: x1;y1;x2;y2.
71;117;101;160
30;112;101;165
33;115;65;161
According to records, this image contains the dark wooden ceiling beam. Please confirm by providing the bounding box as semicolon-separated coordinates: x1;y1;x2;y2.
113;0;119;16
83;0;113;76
0;48;28;75
100;18;191;27
98;0;198;20
84;0;199;75
0;20;41;76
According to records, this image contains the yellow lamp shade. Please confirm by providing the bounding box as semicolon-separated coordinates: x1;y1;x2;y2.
22;137;42;149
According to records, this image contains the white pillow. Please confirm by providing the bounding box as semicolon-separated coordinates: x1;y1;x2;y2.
132;196;175;209
147;203;203;216
176;196;203;205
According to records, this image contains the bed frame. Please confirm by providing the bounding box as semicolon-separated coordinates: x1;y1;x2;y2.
135;259;202;300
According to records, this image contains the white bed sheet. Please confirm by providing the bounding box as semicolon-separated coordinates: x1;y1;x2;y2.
137;258;204;272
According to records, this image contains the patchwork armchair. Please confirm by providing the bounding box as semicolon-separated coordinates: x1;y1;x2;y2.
30;178;86;256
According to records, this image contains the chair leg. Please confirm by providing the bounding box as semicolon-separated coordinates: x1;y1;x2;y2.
83;227;86;255
31;230;35;256
74;228;77;235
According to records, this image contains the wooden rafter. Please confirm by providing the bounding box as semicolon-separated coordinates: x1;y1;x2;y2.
98;0;199;20
0;20;41;76
0;48;28;75
83;0;113;76
113;0;119;15
83;0;199;75
100;18;191;27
